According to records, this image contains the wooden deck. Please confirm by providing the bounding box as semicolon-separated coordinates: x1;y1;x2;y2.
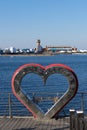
0;116;70;130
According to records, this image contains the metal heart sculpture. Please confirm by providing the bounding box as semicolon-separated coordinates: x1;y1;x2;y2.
12;63;78;119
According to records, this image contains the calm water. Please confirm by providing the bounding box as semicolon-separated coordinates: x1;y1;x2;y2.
0;54;87;116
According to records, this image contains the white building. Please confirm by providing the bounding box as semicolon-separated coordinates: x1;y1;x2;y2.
35;39;43;53
9;47;16;53
79;49;87;53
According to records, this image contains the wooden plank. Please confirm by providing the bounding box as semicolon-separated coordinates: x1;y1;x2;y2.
0;117;70;130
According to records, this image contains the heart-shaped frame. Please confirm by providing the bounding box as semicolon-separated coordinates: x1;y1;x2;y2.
12;63;78;119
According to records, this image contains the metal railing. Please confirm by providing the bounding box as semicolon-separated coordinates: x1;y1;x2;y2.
0;92;87;118
70;109;87;130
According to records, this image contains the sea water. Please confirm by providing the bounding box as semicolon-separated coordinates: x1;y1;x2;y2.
0;54;87;116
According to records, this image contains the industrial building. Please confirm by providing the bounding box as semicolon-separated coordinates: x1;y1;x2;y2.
45;45;77;54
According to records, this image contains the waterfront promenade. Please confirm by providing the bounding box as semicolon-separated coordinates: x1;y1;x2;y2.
0;112;87;130
0;116;70;130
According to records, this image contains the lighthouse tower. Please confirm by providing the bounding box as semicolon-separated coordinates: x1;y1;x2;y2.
36;39;43;53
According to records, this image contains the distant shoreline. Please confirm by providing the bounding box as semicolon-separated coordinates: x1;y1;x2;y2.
0;52;87;56
0;53;54;56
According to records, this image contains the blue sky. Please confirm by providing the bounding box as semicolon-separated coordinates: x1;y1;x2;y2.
0;0;87;49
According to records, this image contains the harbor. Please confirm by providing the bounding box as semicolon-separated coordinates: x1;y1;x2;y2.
0;55;87;129
0;0;87;129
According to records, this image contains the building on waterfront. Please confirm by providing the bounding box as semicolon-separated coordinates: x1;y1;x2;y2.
45;46;78;54
79;49;87;53
35;39;43;53
9;47;16;53
0;48;3;54
3;47;16;54
0;40;79;55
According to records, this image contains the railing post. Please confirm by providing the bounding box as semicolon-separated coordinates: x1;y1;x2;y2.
81;93;84;111
76;110;84;130
8;93;12;118
69;109;76;130
84;119;87;130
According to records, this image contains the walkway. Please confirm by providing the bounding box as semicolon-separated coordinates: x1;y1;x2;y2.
0;116;70;130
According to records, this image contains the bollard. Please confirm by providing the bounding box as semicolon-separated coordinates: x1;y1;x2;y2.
69;109;76;130
76;110;84;130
